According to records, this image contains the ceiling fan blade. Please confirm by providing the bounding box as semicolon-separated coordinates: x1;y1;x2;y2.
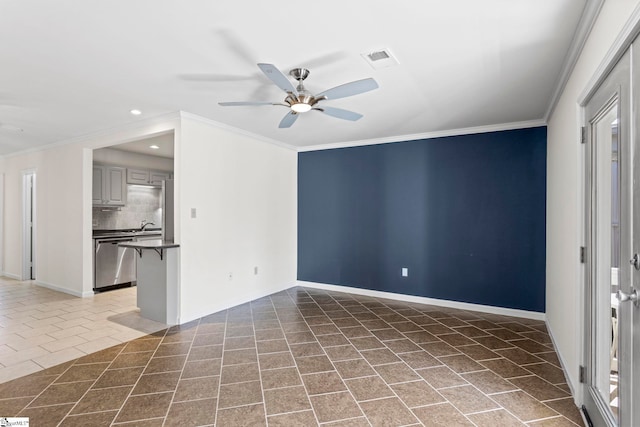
314;106;363;121
279;111;298;128
219;101;275;106
257;63;298;95
316;78;378;100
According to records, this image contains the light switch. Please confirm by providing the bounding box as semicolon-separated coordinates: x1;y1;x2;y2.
401;268;408;277
191;208;197;219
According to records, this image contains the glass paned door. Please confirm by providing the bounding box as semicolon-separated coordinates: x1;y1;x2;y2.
583;49;630;427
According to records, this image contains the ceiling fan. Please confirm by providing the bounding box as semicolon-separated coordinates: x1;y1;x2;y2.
219;63;379;128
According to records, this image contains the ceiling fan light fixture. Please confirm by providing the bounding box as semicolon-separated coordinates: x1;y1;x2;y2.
291;102;311;113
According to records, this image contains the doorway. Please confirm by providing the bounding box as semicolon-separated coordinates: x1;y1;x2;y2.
22;170;35;280
582;41;640;426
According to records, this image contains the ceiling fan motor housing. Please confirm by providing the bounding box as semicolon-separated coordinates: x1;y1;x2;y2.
289;68;310;81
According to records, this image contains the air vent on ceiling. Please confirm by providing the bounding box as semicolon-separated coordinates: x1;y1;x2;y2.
362;48;399;70
368;51;389;61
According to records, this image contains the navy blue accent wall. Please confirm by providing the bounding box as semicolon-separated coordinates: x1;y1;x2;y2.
298;127;547;312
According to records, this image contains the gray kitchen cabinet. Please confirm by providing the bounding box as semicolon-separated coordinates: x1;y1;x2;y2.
93;165;126;206
149;171;171;186
92;167;105;205
127;168;170;187
127;168;150;185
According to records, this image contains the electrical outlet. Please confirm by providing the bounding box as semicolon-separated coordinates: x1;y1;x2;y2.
401;268;408;277
254;266;258;275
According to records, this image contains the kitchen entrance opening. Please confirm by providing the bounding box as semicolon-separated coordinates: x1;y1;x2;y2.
22;170;36;280
582;36;640;427
91;132;175;292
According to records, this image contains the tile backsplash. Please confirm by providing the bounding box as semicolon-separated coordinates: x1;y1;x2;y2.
93;186;162;229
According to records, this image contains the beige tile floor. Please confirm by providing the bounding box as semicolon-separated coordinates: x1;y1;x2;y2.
0;277;167;383
0;282;584;426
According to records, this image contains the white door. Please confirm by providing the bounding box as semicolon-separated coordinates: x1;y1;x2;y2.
22;170;36;280
583;43;640;426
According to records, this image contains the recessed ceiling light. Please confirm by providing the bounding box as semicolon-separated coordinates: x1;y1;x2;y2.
149;145;160;150
130;109;142;115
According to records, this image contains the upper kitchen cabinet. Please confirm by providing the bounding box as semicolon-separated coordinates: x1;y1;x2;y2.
93;165;126;206
127;168;171;187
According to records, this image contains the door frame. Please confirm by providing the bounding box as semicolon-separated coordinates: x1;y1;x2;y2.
22;169;36;281
578;7;640;426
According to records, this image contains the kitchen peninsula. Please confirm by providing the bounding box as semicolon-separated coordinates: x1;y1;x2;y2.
119;239;180;325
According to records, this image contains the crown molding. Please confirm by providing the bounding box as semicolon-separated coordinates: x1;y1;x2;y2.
545;0;605;120
297;119;546;152
1;112;182;159
578;2;640;105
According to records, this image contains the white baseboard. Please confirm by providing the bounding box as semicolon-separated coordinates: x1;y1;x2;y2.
297;281;546;321
1;272;21;280
546;321;579;403
35;280;92;298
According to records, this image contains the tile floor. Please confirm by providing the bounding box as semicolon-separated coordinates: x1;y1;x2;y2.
0;277;167;383
0;283;585;426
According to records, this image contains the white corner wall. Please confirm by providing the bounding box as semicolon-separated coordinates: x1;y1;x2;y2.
176;116;297;323
1;145;86;294
546;0;640;393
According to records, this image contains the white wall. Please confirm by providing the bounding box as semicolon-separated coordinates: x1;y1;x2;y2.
1;145;86;295
546;0;640;393
176;116;297;322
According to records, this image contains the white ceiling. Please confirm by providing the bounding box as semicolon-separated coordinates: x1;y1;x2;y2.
0;0;588;156
111;133;175;159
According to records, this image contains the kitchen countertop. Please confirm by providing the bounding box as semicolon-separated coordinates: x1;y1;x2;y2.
93;228;162;239
119;240;179;250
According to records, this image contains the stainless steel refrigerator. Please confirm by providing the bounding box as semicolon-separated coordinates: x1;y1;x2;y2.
162;179;174;242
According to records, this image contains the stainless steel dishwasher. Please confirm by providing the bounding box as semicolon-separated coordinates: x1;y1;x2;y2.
94;236;137;290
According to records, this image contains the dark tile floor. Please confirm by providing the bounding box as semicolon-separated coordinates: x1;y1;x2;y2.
0;286;584;426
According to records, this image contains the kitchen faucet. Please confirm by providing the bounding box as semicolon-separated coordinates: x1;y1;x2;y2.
140;220;155;231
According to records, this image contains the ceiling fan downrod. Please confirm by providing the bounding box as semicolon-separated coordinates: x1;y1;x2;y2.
288;68;318;112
